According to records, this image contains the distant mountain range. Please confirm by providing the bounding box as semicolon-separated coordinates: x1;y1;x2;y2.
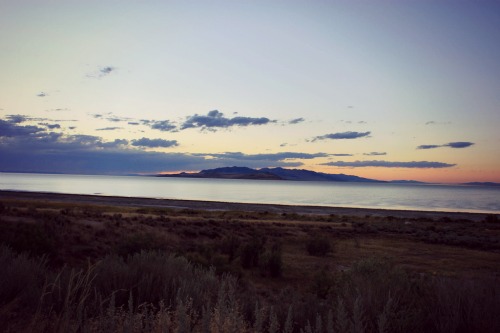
158;166;382;182
156;166;500;185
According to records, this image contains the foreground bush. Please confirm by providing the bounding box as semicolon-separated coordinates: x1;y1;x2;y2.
1;246;499;333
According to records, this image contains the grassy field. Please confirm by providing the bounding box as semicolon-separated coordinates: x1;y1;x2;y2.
0;192;499;332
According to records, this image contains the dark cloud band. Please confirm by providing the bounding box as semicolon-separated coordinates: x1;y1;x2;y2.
323;160;455;168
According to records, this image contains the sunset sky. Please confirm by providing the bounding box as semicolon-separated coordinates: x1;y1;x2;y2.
1;0;499;183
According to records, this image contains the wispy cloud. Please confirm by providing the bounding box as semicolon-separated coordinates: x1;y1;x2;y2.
38;123;61;129
425;121;451;125
313;131;371;141
96;127;122;131
322;160;455;168
37;92;47;97
46;108;70;112
417;145;441;150
289;117;305;125
363;152;386;156
100;66;114;76
131;137;179;148
86;66;116;79
331;153;353;157
92;113;131;123
417;141;474;149
200;151;328;161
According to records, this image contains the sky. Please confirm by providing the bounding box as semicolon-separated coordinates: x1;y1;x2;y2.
1;0;499;183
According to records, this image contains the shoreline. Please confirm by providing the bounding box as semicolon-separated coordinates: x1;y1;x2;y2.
0;190;492;221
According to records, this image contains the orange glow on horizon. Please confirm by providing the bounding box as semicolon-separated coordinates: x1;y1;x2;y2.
308;165;500;184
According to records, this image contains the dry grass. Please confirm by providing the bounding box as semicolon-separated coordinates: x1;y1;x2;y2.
1;193;500;332
1;196;499;277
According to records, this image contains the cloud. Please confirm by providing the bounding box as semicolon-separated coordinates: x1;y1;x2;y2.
332;153;353;157
322;160;455;168
181;110;275;131
5;114;62;123
148;120;177;132
92;113;131;123
131;137;179;148
38;123;61;129
313;131;371;141
96;127;122;131
417;145;441;150
289;117;305;125
86;66;116;79
200;152;328;161
37;92;47;97
6;114;28;123
107;117;123;123
102;110;283;133
0;131;297;174
0;117;305;173
425;121;451;125
417;142;474;149
0;145;208;175
363;152;386;156
100;66;114;75
46;108;70;112
0;119;45;137
100;139;129;148
445;142;474;148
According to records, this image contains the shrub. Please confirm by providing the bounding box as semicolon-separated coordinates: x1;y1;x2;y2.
484;214;499;223
0;246;48;312
260;243;283;278
311;266;335;298
240;235;266;269
219;235;240;262
306;235;332;256
0;223;59;258
114;233;167;257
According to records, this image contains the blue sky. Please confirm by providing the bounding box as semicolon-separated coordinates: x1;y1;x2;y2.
1;0;499;182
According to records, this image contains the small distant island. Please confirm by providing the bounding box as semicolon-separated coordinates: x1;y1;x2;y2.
158;166;383;182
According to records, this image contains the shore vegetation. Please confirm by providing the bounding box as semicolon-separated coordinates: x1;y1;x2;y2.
0;194;499;332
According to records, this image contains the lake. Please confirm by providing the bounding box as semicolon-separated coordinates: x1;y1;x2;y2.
0;172;499;214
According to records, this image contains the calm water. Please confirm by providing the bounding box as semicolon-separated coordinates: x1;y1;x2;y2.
0;172;499;214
